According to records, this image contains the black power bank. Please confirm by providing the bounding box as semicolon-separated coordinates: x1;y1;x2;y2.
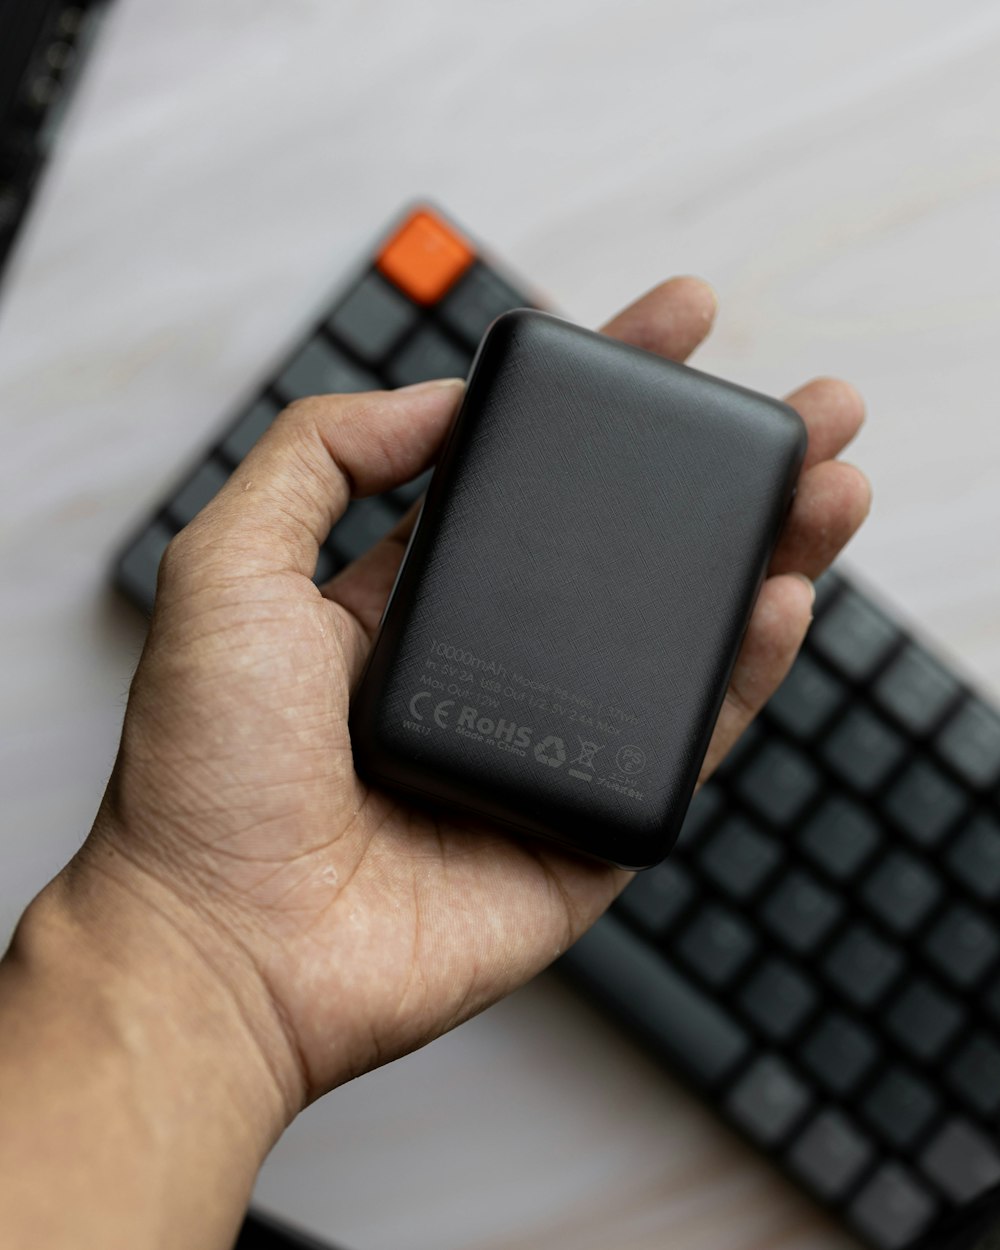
350;310;806;868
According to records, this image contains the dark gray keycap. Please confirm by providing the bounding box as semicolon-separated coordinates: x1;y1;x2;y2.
948;814;1000;900
887;979;964;1062
675;781;723;849
220;396;280;464
616;861;693;936
715;717;762;779
739;958;816;1041
312;544;338;586
862;851;941;934
276;338;378;401
726;1056;811;1145
736;740;821;826
762;870;842;953
936;698;1000;789
328;272;417;362
385;324;470;387
766;653;845;739
331;497;400;563
824;924;903;1008
809;588;899;682
874;643;960;734
921;1120;1000;1203
850;1163;936;1250
864;1068;938;1147
883;759;966;847
116;520;173;614
439;262;526;346
699;816;780;899
822;706;906;793
947;1033;1000;1116
925;903;1000;987
812;568;842;618
799;796;880;880
560;914;748;1084
801;1013;878;1094
788;1110;873;1199
677;903;756;987
168;457;230;527
390;468;434;509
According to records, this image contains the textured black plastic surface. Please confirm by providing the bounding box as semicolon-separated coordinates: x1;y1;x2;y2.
350;310;806;867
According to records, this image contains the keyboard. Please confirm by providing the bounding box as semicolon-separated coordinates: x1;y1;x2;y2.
114;204;1000;1250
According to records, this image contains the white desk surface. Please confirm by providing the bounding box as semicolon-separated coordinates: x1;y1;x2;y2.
2;2;1000;1247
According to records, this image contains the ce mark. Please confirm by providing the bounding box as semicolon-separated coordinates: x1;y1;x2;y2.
409;692;454;729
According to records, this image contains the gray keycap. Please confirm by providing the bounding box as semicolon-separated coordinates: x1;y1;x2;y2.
767;653;845;739
862;851;941;934
220;396;280;464
678;904;756;987
887;979;964;1062
439;262;526;346
699;816;781;899
882;759;966;846
925;903;1000;987
822;706;906;793
936;698;1000;789
675;781;724;848
736;740;821;826
810;588;899;681
850;1163;936;1250
616;861;693;936
823;924;903;1008
874;643;960;734
328;272;417;362
762;870;842;953
864;1068;938;1147
789;1110;873;1199
727;1056;811;1145
921;1120;1000;1203
276;337;378;401
801;1013;878;1094
799;796;880;879
385;324;470;387
947;1033;1000;1116
948;814;1000;900
560;913;748;1084
116;520;173;615
812;568;843;617
739;958;817;1041
168;457;230;528
331;497;400;563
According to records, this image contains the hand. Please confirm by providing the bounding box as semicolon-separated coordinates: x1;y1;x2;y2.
74;280;869;1117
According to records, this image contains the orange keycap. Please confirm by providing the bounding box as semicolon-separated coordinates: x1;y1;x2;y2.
377;209;475;305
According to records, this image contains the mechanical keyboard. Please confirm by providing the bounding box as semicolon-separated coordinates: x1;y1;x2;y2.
114;203;1000;1250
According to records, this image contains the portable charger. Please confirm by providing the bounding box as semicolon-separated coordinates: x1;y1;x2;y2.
349;310;806;868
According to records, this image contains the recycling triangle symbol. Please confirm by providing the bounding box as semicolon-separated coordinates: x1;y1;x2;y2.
534;735;567;767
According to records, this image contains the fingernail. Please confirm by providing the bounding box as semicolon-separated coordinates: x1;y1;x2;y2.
394;377;466;394
790;572;816;607
677;275;719;322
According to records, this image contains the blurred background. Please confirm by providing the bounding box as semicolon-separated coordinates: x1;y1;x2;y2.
2;2;1000;1248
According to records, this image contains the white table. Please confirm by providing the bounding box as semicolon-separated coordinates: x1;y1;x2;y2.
2;2;1000;1246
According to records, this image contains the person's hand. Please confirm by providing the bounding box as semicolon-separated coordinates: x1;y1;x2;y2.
68;279;869;1121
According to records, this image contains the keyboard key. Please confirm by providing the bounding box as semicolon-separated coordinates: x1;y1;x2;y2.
385;324;470;387
921;1120;1000;1203
675;782;723;849
948;813;1000;900
823;924;903;1008
616;861;693;937
677;904;756;987
864;1068;938;1148
812;568;842;618
116;520;173;614
882;759;966;847
739;958;816;1042
862;851;941;934
925;904;1000;987
801;1013;878;1094
699;816;780;899
874;643;960;734
936;698;1000;789
560;914;748;1084
168;457;229;528
736;740;821;826
330;497;400;563
799;796;880;880
887;979;964;1062
766;654;845;739
788;1110;873;1200
810;588;899;682
276;338;378;401
328;272;416;362
439;261;526;346
727;1056;811;1145
220;396;280;464
851;1163;937;1250
376;207;474;305
762;870;842;953
947;1033;1000;1116
822;706;906;793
